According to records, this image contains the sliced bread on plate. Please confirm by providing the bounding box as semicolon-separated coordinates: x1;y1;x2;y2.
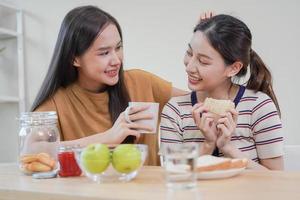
196;155;248;172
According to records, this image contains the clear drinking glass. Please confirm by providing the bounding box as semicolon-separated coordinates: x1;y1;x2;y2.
162;143;199;190
166;188;202;200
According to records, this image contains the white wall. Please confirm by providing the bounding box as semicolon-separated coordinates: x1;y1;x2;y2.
1;0;299;162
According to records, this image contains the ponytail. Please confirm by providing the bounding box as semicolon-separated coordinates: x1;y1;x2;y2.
247;49;281;116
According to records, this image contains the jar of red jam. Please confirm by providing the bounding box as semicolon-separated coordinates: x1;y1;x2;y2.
58;146;81;177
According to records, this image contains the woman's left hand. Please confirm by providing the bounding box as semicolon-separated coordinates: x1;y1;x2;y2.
215;109;238;150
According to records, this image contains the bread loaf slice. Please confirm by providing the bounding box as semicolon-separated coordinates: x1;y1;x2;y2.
196;155;248;172
229;158;248;169
196;155;231;172
203;98;235;115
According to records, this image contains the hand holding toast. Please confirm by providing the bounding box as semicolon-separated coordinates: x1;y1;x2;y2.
216;108;238;150
192;102;218;145
192;98;238;154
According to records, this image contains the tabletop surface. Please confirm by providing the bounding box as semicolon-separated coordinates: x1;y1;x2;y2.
0;163;300;200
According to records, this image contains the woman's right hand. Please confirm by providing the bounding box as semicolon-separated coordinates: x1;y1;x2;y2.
192;103;218;145
106;105;154;144
199;11;215;22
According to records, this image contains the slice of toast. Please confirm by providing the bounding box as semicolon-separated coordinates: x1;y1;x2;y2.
229;158;248;169
196;155;248;172
196;155;232;172
203;98;235;115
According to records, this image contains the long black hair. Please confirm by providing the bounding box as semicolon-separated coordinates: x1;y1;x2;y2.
194;14;280;116
31;5;130;123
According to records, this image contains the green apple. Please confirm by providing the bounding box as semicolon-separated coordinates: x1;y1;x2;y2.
81;144;111;174
112;144;142;174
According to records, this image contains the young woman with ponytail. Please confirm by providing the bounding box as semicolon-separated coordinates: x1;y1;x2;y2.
160;14;283;170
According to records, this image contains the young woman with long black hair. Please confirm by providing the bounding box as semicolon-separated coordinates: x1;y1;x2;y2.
32;5;186;165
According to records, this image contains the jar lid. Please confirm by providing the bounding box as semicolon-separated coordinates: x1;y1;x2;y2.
59;144;81;152
19;112;58;126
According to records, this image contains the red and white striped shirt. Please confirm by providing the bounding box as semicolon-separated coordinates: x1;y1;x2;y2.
160;87;284;162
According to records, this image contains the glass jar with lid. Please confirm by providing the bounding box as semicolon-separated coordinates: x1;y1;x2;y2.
18;111;60;175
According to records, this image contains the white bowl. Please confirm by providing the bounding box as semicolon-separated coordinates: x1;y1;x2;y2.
75;144;148;183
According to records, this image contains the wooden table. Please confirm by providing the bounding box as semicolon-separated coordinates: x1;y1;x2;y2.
0;163;299;200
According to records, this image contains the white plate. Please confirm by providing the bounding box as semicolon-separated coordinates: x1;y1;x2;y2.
197;167;245;180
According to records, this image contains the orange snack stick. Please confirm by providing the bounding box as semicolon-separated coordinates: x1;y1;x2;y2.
20;154;38;164
37;153;56;169
20;163;33;174
26;161;52;172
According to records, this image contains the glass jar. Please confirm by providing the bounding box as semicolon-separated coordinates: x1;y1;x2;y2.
18;112;60;175
58;145;82;177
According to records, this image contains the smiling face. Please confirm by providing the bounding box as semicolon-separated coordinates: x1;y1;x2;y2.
74;23;123;92
184;31;232;93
